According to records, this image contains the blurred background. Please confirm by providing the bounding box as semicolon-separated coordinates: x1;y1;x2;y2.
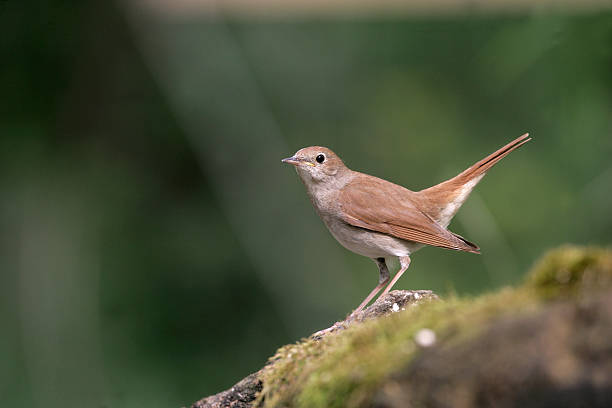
1;0;612;407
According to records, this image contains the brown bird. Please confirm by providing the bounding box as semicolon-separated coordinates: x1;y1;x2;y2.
282;133;531;315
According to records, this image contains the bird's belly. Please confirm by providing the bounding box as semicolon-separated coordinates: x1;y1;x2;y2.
323;217;420;258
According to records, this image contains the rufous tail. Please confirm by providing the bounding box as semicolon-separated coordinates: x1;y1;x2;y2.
418;133;531;227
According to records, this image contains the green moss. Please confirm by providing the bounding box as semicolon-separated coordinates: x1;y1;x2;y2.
257;246;612;408
526;245;612;298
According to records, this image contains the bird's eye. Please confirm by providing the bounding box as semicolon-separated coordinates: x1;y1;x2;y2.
316;154;325;163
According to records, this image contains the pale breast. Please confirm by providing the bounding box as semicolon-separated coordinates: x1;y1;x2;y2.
321;215;421;259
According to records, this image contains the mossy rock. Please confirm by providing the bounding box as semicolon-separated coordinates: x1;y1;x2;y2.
191;246;612;408
527;245;612;298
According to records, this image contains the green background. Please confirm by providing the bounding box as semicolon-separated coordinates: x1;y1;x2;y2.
1;1;611;407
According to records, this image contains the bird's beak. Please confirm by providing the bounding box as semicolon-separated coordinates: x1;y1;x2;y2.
281;156;315;167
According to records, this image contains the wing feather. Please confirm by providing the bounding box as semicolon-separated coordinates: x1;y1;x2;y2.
339;175;479;253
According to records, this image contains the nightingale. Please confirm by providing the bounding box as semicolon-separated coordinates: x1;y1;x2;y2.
282;133;531;315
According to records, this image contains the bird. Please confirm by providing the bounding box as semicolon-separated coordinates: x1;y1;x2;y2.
282;133;531;315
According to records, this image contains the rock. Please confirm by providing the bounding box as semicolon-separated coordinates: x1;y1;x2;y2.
190;290;437;407
189;246;612;408
373;290;612;408
350;290;439;323
311;290;439;340
191;373;262;408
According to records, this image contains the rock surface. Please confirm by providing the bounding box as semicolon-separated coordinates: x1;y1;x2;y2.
373;291;612;408
190;290;437;408
190;246;612;408
311;290;439;340
191;373;262;408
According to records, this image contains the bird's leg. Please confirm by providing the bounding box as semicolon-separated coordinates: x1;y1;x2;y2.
314;259;389;337
351;258;389;316
379;255;411;298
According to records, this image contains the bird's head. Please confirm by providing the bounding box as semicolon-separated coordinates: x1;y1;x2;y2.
282;146;349;184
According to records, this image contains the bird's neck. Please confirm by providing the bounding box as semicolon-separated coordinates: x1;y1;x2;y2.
302;171;354;214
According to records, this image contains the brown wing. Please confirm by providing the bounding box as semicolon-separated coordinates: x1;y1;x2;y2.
339;174;480;253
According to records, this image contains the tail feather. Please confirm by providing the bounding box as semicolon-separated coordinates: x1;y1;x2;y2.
418;133;531;227
454;133;531;183
452;232;480;254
